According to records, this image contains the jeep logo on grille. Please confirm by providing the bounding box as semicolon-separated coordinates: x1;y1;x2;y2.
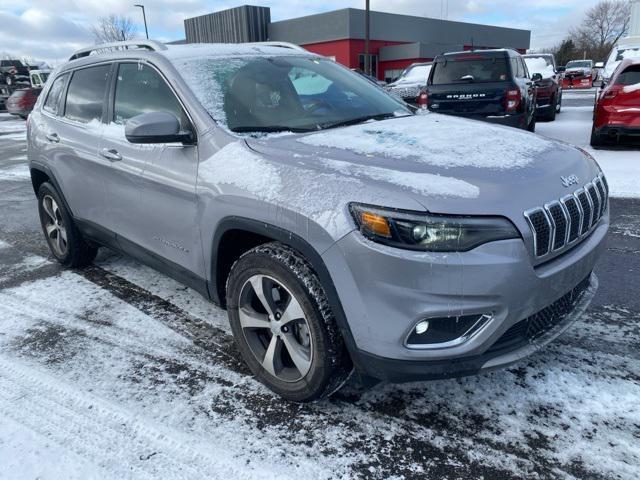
561;175;579;187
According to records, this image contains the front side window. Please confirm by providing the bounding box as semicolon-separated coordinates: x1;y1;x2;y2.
64;64;110;123
114;63;189;129
615;65;640;86
43;73;68;115
432;56;509;84
171;55;408;134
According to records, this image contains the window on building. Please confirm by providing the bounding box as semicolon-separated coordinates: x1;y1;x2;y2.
64;64;110;123
358;54;378;78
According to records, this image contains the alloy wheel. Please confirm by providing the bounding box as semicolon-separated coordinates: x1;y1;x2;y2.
42;195;68;257
238;274;313;382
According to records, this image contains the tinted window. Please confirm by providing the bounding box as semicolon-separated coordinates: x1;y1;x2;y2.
519;58;529;78
64;65;110;123
114;63;189;129
432;56;509;84
43;74;68;115
615;65;640;86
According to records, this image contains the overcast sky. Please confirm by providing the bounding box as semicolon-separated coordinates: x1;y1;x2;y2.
0;0;607;65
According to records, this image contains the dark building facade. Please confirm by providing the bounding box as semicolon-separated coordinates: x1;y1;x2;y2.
184;5;531;82
184;5;270;43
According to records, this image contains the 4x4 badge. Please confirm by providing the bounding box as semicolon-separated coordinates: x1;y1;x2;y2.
561;175;579;187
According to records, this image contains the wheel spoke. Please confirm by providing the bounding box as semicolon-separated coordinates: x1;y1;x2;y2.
238;307;270;330
261;335;282;377
56;230;65;253
42;197;56;223
45;224;57;238
249;276;275;317
280;296;305;325
281;333;311;376
59;227;67;244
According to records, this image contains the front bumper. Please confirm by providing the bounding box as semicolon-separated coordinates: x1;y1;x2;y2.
322;217;608;382
439;111;526;129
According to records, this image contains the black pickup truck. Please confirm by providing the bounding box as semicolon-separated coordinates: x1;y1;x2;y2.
0;59;30;86
422;49;538;131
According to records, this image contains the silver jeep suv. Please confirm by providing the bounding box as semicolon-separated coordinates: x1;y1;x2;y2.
28;40;609;401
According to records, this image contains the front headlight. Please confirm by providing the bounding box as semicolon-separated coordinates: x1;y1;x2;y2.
350;203;520;252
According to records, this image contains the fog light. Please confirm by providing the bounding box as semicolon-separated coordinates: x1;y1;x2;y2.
415;320;430;335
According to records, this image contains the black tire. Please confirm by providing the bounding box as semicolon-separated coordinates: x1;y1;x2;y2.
36;182;98;267
590;126;603;148
546;96;557;121
226;242;351;402
527;112;536;132
556;91;562;114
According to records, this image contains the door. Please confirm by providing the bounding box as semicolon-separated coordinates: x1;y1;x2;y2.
100;61;203;277
515;57;536;119
41;64;112;227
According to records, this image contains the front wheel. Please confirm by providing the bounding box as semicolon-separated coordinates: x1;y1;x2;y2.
226;242;351;402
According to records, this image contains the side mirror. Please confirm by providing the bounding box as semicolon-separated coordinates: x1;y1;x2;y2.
531;73;543;82
594;62;605;69
125;111;194;144
557;66;566;73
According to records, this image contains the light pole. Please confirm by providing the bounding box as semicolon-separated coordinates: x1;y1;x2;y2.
134;4;149;39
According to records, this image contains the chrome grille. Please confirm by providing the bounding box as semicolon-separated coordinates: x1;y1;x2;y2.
524;174;608;259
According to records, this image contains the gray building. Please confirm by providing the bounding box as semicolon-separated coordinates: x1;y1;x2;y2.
183;5;531;81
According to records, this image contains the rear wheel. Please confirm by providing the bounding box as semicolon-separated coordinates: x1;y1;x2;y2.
37;182;98;267
226;242;351;402
527;112;536;132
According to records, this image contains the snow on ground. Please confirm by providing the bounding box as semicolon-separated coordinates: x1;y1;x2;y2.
537;104;639;198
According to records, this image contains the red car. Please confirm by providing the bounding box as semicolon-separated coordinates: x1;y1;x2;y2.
5;88;41;119
591;58;640;146
562;60;594;89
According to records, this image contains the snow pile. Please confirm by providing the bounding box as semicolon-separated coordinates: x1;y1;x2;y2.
298;114;558;170
523;57;555;79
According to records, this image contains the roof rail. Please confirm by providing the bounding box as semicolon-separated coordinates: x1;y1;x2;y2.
69;40;167;61
248;41;308;52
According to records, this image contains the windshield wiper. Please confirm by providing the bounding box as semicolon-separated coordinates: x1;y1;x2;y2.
230;126;315;134
318;112;408;130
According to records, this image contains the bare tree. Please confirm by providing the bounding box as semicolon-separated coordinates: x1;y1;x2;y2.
569;0;631;59
92;15;137;43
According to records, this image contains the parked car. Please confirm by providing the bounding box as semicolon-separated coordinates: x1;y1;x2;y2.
29;40;608;401
5;87;41;119
423;49;538;131
601;36;640;84
562;60;595;89
384;62;432;105
0;59;30;86
591;57;640;146
29;69;51;88
523;53;563;121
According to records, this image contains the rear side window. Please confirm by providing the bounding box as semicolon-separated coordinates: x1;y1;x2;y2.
43;74;68;115
431;56;508;84
64;64;110;124
615;65;640;85
114;63;189;129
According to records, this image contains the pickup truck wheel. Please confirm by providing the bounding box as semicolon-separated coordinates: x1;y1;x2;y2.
226;242;351;402
527;113;536;132
37;183;98;267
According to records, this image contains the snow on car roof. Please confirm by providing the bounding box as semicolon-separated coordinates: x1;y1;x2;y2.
161;43;317;60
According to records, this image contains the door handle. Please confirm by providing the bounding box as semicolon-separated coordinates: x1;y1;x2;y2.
100;148;122;162
46;133;59;143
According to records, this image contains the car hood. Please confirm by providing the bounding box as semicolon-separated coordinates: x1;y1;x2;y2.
566;67;591;75
245;114;602;237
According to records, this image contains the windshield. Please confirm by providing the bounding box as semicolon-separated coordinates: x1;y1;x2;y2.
395;64;432;84
566;61;591;68
523;56;555;79
431;56;508;84
172;55;410;134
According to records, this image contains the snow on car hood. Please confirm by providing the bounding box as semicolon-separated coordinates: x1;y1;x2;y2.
246;113;601;226
296;114;557;170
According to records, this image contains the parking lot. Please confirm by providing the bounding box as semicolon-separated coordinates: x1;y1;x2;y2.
0;86;638;479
